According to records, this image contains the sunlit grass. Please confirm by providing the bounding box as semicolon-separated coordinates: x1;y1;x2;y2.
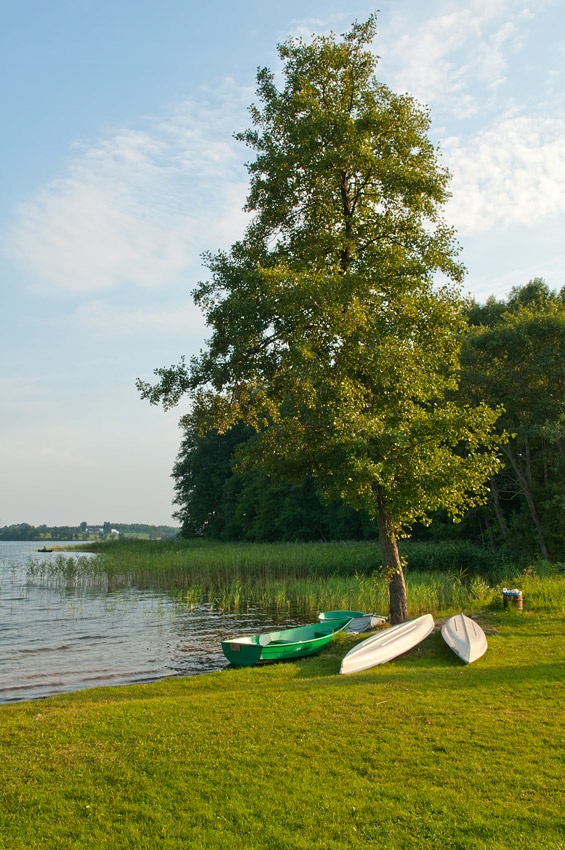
8;542;565;847
1;605;563;849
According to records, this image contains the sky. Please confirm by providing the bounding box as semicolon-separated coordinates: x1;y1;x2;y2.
1;0;564;527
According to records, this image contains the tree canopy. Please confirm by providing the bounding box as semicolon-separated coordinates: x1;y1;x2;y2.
138;16;502;621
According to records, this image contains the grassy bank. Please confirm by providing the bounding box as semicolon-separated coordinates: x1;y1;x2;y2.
1;598;564;849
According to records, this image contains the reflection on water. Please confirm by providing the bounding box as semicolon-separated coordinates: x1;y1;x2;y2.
0;541;307;704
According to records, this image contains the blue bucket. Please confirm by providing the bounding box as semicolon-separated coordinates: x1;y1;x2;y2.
503;588;523;609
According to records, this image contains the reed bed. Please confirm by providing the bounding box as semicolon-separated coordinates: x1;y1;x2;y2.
44;540;565;618
26;554;109;592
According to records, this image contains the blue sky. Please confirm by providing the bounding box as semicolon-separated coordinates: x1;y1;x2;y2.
1;0;564;526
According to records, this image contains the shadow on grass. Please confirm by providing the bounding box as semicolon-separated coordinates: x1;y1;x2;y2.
291;626;565;693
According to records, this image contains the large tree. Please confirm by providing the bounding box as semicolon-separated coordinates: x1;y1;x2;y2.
138;17;501;622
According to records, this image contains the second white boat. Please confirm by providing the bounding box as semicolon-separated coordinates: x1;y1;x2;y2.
441;613;488;664
340;614;435;675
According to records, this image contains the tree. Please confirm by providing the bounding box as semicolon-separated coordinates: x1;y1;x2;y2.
172;422;250;539
138;17;502;622
172;421;378;541
462;280;565;559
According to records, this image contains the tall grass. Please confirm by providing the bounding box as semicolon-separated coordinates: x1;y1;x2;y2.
47;539;565;618
75;538;509;584
26;554;108;591
517;562;565;614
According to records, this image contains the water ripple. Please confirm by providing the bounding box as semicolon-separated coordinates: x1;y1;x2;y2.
0;541;307;703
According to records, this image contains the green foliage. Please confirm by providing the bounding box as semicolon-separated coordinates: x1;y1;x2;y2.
172;422;378;541
462;278;565;560
0;523;82;541
172;421;249;539
181;19;501;535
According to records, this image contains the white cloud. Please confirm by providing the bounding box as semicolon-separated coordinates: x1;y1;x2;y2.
444;114;565;234
285;13;351;41
2;82;251;296
381;0;535;117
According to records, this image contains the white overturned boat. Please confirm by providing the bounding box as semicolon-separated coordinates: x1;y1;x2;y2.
441;613;488;664
340;614;435;675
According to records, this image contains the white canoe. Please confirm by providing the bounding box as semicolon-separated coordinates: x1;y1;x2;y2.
441;613;487;664
340;614;435;675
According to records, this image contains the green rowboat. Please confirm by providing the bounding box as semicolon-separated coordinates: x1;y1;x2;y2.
318;610;365;621
318;609;387;633
221;618;351;667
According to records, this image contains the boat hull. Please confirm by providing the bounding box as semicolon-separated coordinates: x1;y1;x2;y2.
441;614;488;664
222;618;351;667
319;610;386;633
318;610;365;621
345;615;386;633
340;614;435;675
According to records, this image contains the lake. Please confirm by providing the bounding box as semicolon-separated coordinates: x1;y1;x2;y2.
0;541;305;704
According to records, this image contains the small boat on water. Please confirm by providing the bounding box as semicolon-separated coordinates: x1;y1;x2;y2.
36;546;53;552
441;613;488;664
340;614;435;675
318;610;387;633
221;618;352;667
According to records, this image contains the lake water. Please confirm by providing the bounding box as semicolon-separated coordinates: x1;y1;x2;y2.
0;541;305;704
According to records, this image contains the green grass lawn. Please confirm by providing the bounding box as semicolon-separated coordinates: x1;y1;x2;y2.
1;605;564;849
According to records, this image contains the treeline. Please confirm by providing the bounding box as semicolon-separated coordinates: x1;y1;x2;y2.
173;280;565;561
109;523;179;539
173;422;379;543
460;278;565;561
0;524;85;541
0;523;179;541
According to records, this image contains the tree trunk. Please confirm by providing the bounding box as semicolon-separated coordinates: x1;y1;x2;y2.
524;433;532;486
501;444;550;560
482;511;496;549
375;490;408;624
489;476;509;541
